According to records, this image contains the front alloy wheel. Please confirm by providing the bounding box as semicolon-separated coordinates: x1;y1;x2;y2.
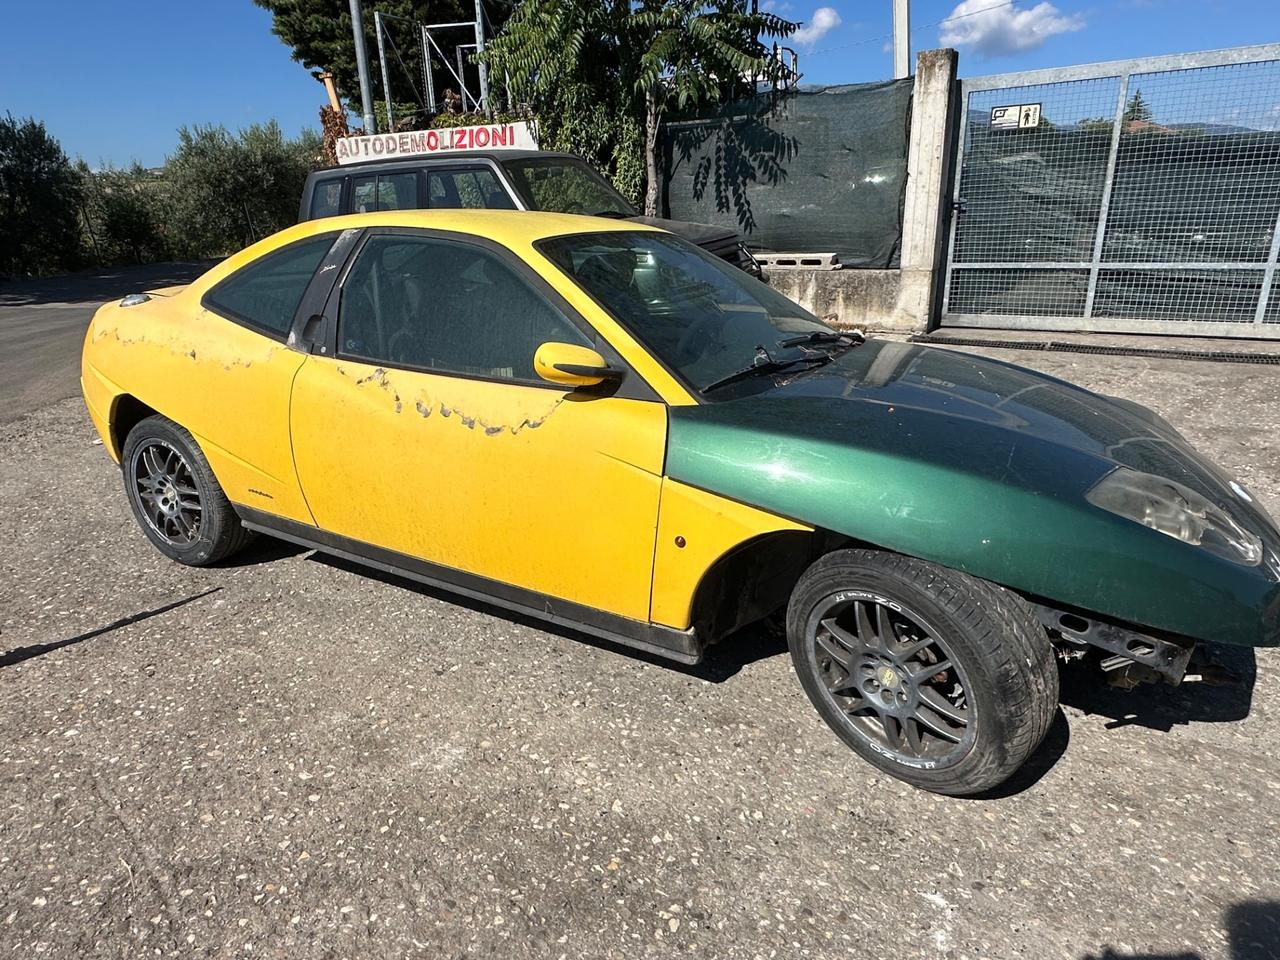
787;549;1059;796
808;594;975;769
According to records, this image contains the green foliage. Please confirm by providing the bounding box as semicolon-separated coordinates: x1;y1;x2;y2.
430;109;525;129
79;164;173;265
0;113;85;279
482;0;794;211
164;121;323;257
1123;90;1153;124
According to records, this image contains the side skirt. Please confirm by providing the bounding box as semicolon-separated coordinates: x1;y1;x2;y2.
236;506;703;665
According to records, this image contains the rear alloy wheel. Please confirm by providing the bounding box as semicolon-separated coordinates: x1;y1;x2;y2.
787;549;1058;796
121;415;254;566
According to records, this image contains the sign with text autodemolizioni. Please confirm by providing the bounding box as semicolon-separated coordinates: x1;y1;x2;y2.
334;122;539;165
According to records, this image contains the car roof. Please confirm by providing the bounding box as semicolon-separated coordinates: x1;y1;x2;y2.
303;208;660;243
308;149;574;175
197;210;664;294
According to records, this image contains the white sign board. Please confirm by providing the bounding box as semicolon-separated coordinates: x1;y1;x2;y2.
335;121;539;166
989;104;1042;130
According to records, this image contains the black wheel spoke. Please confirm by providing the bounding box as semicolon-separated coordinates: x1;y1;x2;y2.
881;714;905;752
898;635;932;658
816;625;855;669
825;668;859;695
820;618;860;652
903;716;926;755
875;603;894;647
918;687;968;725
854;601;877;645
912;659;952;682
914;703;966;743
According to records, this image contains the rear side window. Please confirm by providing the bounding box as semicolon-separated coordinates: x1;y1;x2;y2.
309;179;344;219
352;173;420;213
426;167;516;210
204;235;335;338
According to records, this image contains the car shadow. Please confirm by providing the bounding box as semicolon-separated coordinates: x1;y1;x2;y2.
968;707;1071;799
310;553;788;681
216;534;310;567
1080;899;1280;960
1058;642;1257;732
0;587;221;668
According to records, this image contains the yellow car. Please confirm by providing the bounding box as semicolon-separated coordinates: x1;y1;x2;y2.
82;210;1280;796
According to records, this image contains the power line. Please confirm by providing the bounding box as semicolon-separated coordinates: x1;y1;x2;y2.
807;0;1014;58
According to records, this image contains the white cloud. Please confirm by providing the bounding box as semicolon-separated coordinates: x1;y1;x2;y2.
939;0;1084;58
792;7;842;48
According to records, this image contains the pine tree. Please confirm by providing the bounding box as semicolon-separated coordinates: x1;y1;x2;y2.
1123;89;1153;124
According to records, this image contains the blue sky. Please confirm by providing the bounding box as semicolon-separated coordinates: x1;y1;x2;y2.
2;1;1277;167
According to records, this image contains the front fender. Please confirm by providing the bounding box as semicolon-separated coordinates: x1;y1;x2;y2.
667;405;1280;648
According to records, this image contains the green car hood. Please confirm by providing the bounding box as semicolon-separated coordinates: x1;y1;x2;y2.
666;339;1280;647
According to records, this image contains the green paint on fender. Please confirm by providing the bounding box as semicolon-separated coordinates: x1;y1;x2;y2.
667;340;1280;647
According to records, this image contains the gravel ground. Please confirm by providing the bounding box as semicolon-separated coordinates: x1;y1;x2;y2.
1;343;1279;960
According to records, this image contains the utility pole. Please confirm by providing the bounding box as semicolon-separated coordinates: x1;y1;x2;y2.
474;0;490;115
892;0;910;79
374;11;394;131
349;0;377;132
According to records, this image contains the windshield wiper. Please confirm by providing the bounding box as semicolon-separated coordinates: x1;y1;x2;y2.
777;330;863;349
590;209;633;219
702;345;833;394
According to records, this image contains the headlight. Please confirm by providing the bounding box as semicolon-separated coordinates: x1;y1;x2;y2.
1087;467;1263;566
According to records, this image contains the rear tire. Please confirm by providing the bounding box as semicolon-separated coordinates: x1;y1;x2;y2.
121;415;254;566
786;548;1058;796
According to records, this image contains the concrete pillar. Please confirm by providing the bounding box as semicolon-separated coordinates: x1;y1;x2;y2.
891;47;959;331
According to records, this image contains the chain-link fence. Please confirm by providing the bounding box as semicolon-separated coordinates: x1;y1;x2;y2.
942;45;1280;337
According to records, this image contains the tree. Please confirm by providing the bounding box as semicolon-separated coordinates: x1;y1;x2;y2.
0;114;84;278
1123;89;1153;124
79;163;173;265
164;122;322;257
253;0;491;122
484;0;795;213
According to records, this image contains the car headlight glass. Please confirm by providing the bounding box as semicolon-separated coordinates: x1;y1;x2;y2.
1086;466;1263;566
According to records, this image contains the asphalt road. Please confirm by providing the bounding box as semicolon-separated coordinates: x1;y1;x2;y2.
0;263;210;426
1;266;1278;959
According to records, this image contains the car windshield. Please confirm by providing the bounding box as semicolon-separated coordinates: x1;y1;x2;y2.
503;158;638;218
538;231;838;396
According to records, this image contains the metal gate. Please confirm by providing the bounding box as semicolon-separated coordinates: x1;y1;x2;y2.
941;45;1280;337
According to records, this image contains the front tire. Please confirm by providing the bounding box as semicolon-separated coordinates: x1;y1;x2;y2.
121;415;253;566
786;549;1058;796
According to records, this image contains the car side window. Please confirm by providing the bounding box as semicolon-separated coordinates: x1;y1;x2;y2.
352;175;377;213
337;234;590;382
426;167;517;210
352;173;420;213
204;235;335;338
377;172;419;210
310;179;344;219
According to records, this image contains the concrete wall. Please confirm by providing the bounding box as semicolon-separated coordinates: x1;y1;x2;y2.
768;49;958;333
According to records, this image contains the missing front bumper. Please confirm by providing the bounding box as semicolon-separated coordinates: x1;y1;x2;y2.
1036;605;1196;687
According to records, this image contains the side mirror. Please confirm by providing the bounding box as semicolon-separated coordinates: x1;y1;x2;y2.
533;342;622;388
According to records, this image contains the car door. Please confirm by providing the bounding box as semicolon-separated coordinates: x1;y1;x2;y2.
288;229;667;622
171;232;343;523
